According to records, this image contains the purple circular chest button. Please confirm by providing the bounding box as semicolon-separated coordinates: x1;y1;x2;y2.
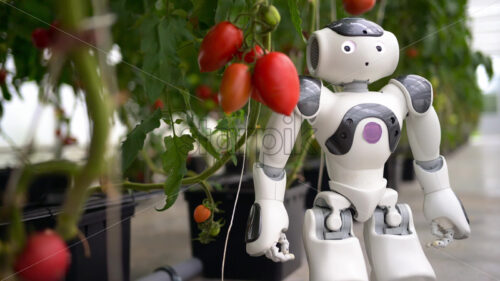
363;122;382;144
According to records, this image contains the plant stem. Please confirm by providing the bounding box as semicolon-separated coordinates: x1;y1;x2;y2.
56;0;111;240
182;100;261;184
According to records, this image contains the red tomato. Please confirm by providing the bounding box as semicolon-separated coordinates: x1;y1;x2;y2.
62;136;77;145
14;230;70;281
0;69;6;84
238;45;265;63
251;87;266;104
31;28;51;49
406;47;419;58
253;52;299;116
220;63;251;114
194;205;211;223
152;99;164;110
198;22;243;72
196;85;213;100
342;0;376;15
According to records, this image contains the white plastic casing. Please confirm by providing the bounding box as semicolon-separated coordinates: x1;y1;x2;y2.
307;28;399;85
364;204;436;281
303;209;369;281
246;164;289;256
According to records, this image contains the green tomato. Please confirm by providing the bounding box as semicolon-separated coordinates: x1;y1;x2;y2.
210;225;221;237
259;5;281;32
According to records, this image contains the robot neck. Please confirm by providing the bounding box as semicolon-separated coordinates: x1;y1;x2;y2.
342;81;369;93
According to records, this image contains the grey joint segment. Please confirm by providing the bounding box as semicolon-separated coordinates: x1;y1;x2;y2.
326;18;384;37
245;203;262;243
312;200;353;240
396;75;432;114
259;163;285;180
297;76;322;117
374;204;412;235
325;103;401;155
416;156;443;172
342;81;369;93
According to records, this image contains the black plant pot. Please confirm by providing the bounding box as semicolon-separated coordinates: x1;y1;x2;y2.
0;174;146;281
184;174;309;281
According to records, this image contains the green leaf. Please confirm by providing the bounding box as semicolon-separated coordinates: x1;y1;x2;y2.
287;0;306;43
215;0;233;22
158;134;195;211
191;0;218;28
121;109;162;171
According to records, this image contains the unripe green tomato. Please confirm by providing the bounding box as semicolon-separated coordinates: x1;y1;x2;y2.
210;225;221;237
259;5;280;31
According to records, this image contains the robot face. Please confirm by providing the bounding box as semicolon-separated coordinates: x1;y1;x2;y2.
307;18;399;85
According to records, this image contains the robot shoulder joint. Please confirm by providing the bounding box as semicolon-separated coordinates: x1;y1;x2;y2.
295;76;322;119
391;75;433;115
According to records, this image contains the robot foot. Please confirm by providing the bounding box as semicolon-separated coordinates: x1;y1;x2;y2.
364;204;436;281
303;192;369;281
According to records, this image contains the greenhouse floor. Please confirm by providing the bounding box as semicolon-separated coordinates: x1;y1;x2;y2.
130;113;500;281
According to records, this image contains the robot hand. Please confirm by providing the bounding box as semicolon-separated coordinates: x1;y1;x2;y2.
246;200;295;262
423;188;470;248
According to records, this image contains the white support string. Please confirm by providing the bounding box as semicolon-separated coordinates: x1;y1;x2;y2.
221;100;252;281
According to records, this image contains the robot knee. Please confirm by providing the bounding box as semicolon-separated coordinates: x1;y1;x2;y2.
373;203;412;235
311;206;354;240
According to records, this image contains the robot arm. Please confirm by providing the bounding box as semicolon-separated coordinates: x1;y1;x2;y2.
390;75;470;247
246;76;321;261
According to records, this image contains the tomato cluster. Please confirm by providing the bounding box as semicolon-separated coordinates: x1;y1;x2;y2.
193;200;224;244
14;230;70;281
198;20;299;116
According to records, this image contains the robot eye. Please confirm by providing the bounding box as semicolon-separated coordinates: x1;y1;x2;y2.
376;42;385;53
341;41;356;54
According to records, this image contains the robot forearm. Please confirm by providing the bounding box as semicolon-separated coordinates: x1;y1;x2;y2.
246;163;294;261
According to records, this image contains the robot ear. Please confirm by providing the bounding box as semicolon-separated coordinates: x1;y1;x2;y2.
306;34;320;74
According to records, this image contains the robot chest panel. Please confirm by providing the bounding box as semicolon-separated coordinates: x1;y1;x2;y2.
313;93;403;156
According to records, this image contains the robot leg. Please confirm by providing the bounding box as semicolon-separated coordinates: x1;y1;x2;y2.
364;198;436;281
303;192;368;281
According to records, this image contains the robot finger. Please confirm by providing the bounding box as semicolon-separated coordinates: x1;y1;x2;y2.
266;243;295;262
278;233;290;254
430;221;445;238
427;228;455;248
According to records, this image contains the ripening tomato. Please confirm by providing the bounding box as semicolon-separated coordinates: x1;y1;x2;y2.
238;45;265;63
32;28;51;49
342;0;376;15
0;69;6;85
196;85;213;100
194;204;211;223
152;99;164;110
253;52;299;116
14;230;70;281
406;47;419;58
198;22;243;72
220;63;251;113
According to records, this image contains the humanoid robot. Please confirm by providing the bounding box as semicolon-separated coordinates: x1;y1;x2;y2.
245;18;471;281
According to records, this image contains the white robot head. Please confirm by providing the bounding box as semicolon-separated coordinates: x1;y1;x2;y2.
306;18;399;85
